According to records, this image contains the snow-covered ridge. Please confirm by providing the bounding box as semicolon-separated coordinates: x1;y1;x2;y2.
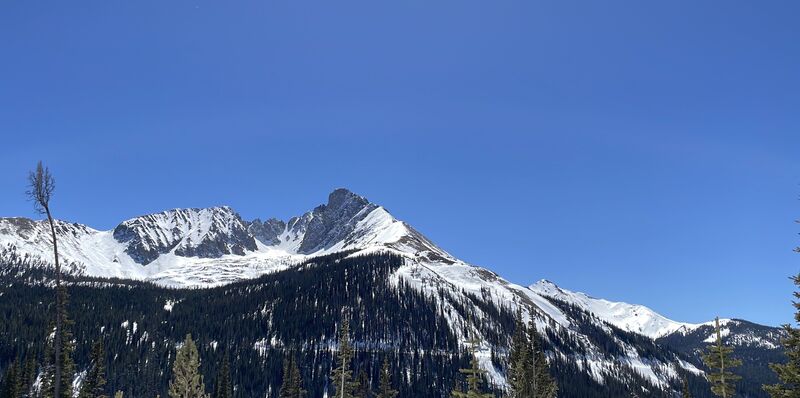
529;279;697;338
1;188;780;395
113;206;257;265
529;279;739;339
0;189;437;286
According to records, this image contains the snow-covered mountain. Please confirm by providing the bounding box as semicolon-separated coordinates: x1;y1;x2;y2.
0;188;783;396
529;279;782;350
531;279;713;339
0;189;440;286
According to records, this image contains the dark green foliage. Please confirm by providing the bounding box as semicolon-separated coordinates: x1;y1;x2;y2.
545;296;719;398
507;313;529;397
451;331;492;398
79;339;108;398
507;314;557;398
213;354;232;398
355;370;372;398
703;318;741;397
376;359;397;398
278;356;305;398
331;314;357;398
168;334;209;398
765;273;800;397
0;357;21;398
41;286;76;398
683;376;692;398
22;354;38;397
1;249;772;397
527;319;557;398
1;251;476;397
659;319;782;398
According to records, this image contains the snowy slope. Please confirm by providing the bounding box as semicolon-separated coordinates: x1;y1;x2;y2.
0;189;437;287
525;279;778;352
529;279;703;338
0;188;779;395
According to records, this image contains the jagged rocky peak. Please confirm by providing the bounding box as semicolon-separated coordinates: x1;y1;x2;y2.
295;188;379;254
246;188;379;250
247;218;286;245
112;206;257;265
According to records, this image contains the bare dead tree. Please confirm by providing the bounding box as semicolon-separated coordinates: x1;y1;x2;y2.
26;161;63;398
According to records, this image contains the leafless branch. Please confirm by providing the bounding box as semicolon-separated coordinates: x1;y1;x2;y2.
26;161;55;215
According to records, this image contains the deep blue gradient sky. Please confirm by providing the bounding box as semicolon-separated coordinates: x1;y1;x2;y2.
1;1;798;326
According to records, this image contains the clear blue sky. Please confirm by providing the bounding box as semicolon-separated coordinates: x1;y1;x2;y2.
1;1;798;326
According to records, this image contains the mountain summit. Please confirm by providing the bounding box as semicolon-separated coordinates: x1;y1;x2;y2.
0;188;783;396
0;188;441;285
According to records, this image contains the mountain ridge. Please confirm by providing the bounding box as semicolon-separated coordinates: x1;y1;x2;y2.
0;188;784;396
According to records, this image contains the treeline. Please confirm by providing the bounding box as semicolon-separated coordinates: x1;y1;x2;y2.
0;251;507;397
0;285;555;398
1;245;795;397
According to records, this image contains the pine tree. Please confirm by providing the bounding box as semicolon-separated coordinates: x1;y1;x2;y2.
376;359;398;398
79;340;108;398
1;357;22;398
507;313;530;398
527;319;557;398
451;329;492;398
289;356;306;398
279;357;292;398
168;334;209;398
682;375;692;398
765;272;800;397
355;370;372;398
41;286;76;398
507;314;557;398
279;356;306;398
213;354;232;398
21;354;37;398
702;317;741;398
331;314;357;398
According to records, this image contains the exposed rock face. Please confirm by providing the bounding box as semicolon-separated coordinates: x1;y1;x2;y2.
247;218;286;245
0;217;94;246
112;206;257;265
292;188;379;254
0;217;38;236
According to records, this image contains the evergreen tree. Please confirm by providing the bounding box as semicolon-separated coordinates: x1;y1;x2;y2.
213;354;232;398
702;317;741;398
168;334;209;398
376;359;397;398
279;356;306;398
279;357;292;398
21;354;37;398
527;319;557;398
507;313;530;398
289;356;306;398
41;286;76;398
451;329;492;398
765;272;800;397
79;340;108;398
508;314;557;398
331;314;357;398
682;375;692;398
355;370;372;398
1;358;22;398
